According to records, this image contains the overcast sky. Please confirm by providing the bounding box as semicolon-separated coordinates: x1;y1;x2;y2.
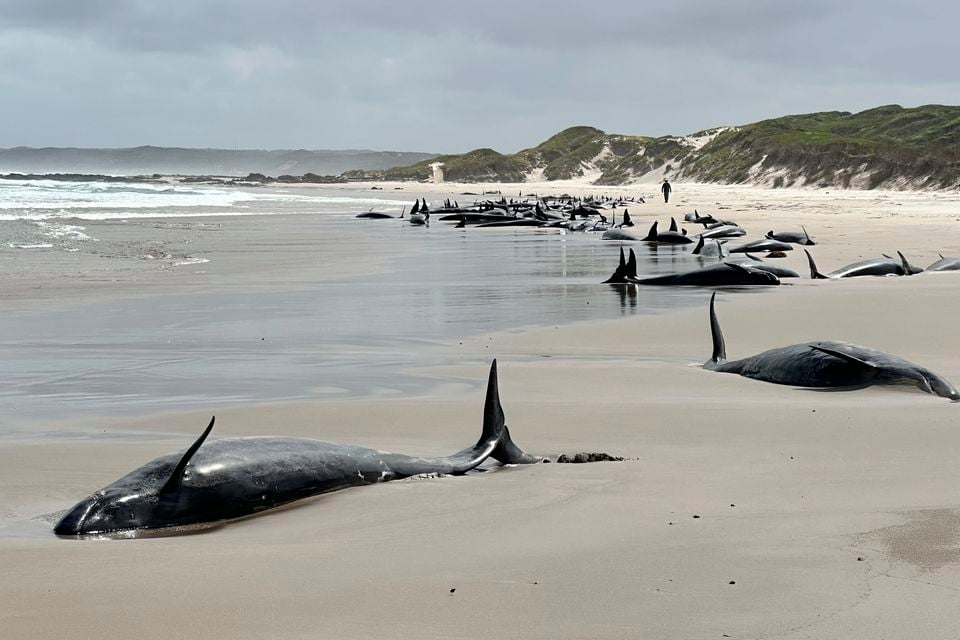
0;1;956;153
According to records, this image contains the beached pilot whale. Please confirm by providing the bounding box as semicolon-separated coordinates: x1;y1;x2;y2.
804;249;922;278
54;360;539;537
643;220;693;244
703;292;959;401
927;254;960;272
601;248;780;286
766;226;816;245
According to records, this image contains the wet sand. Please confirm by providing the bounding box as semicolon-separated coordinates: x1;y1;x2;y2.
1;181;959;638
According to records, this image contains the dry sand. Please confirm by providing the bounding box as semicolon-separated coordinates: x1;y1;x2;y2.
2;181;960;638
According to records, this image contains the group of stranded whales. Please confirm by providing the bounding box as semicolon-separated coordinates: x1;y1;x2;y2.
54;199;960;538
356;195;647;232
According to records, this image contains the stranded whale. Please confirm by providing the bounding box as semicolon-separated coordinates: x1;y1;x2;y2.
54;361;539;537
805;250;922;278
601;249;780;286
766;226;816;245
703;292;958;401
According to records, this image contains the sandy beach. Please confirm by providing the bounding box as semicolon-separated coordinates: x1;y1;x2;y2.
2;180;959;638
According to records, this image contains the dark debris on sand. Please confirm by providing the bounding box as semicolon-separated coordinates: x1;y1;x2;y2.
552;452;625;463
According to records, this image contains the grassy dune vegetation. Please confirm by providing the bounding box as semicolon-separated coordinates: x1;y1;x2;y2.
346;105;960;189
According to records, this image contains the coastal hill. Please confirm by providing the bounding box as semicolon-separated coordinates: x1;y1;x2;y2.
0;146;436;177
346;105;960;190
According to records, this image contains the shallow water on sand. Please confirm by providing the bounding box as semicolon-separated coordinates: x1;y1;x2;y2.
0;183;766;428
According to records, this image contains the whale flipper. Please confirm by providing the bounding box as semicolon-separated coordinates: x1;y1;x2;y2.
723;262;751;274
809;345;877;369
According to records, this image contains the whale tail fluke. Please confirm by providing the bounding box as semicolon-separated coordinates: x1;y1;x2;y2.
804;249;828;279
704;292;727;369
627;249;638;279
481;360;540;465
602;247;628;284
897;251;924;276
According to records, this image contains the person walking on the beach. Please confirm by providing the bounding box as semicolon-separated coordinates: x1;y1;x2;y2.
661;179;672;204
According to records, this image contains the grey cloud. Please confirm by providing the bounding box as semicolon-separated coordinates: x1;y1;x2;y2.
0;1;956;152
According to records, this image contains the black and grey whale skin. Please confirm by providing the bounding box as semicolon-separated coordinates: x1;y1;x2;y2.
805;249;922;279
766;226;816;245
698;224;745;240
642;220;693;245
728;238;794;254
733;253;800;278
927;254;960;272
54;360;539;537
703;292;959;401
601;248;780;286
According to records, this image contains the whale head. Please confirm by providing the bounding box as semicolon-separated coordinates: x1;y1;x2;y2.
890;366;960;402
918;370;960;402
54;488;166;537
55;417;217;537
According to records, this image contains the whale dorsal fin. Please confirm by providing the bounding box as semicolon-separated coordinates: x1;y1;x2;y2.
809;345;877;369
802;225;811;243
669;217;678;232
618;247;626;269
627;248;638;278
160;417;215;494
643;220;658;241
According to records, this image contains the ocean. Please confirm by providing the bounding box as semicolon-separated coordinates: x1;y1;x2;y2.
0;178;724;430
